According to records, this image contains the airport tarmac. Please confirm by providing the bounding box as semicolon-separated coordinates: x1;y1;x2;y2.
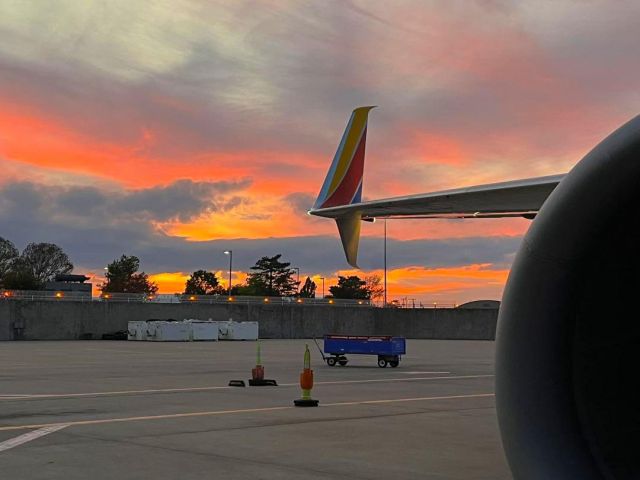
0;340;510;479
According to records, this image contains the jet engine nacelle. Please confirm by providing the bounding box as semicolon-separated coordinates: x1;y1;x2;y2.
497;115;640;478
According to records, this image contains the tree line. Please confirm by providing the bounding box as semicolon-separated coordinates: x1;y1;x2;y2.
182;254;383;300
0;237;73;290
1;237;384;300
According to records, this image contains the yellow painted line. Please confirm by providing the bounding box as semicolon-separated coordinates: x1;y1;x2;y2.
0;392;495;432
323;393;495;407
0;385;233;400
0;375;493;401
400;371;450;375
284;374;493;387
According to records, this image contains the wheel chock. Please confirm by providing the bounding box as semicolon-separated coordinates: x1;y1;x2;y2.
248;379;278;386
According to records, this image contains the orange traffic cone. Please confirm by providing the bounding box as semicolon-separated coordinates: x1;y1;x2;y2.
294;344;319;406
249;341;277;386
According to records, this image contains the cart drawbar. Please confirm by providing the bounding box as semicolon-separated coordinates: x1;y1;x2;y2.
315;335;406;368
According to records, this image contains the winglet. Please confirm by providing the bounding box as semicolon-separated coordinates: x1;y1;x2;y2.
313;106;376;210
336;211;362;268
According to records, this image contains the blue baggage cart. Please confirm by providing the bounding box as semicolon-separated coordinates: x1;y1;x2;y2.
315;335;406;368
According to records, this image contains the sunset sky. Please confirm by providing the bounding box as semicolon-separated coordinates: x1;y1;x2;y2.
0;1;638;303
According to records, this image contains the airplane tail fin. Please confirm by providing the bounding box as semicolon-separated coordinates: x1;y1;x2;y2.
313;106;375;210
313;106;376;268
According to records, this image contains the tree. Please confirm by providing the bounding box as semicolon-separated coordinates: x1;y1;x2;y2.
21;242;73;284
101;255;158;295
184;270;225;295
245;254;298;296
299;277;317;298
2;257;41;290
0;237;19;285
364;274;384;301
329;275;370;299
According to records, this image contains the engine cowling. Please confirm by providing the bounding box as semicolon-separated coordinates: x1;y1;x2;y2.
496;115;640;479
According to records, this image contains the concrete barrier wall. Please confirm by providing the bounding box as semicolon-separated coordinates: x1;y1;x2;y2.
0;301;498;341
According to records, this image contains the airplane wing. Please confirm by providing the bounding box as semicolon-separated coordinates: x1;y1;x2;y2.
308;107;566;267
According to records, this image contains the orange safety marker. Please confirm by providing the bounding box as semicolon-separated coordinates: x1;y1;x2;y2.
252;341;264;381
294;344;319;407
248;341;277;386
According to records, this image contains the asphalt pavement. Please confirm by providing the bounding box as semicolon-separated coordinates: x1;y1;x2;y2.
0;339;509;479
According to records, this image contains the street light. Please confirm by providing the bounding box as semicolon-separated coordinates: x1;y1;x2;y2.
223;250;232;297
319;277;325;299
384;218;387;308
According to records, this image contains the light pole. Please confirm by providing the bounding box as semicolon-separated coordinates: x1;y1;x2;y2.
319;277;325;299
384;218;387;308
223;250;232;296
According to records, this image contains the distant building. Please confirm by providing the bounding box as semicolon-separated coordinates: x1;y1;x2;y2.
456;300;500;309
44;274;92;298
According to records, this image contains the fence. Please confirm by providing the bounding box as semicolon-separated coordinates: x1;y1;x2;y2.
0;290;459;308
0;290;373;307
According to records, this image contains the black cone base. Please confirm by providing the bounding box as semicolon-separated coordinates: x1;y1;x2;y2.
228;380;246;387
248;379;278;386
294;398;319;407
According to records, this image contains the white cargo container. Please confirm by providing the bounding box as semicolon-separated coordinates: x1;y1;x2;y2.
187;320;219;341
145;321;159;340
149;321;191;341
127;321;148;341
232;321;258;340
218;320;258;340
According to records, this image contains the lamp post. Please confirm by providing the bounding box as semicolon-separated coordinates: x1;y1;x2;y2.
223;250;232;296
319;277;325;299
384;218;387;308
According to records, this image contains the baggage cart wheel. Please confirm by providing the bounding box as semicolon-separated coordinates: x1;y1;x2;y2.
389;360;399;368
377;358;388;368
338;358;348;366
327;357;337;367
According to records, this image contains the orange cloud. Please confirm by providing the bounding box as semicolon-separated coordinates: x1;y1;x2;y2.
0;100;253;187
148;272;190;294
313;264;509;304
149;270;247;294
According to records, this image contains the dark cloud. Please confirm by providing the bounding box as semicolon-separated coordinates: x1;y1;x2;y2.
117;179;251;222
0;178;250;227
0;179;521;274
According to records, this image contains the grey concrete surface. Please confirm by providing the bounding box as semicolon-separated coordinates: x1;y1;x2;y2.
0;301;498;341
0;340;508;479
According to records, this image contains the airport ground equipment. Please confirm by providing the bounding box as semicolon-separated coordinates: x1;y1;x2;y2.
218;320;259;340
321;335;406;368
148;321;191;341
126;319;256;341
184;320;219;341
127;321;147;340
